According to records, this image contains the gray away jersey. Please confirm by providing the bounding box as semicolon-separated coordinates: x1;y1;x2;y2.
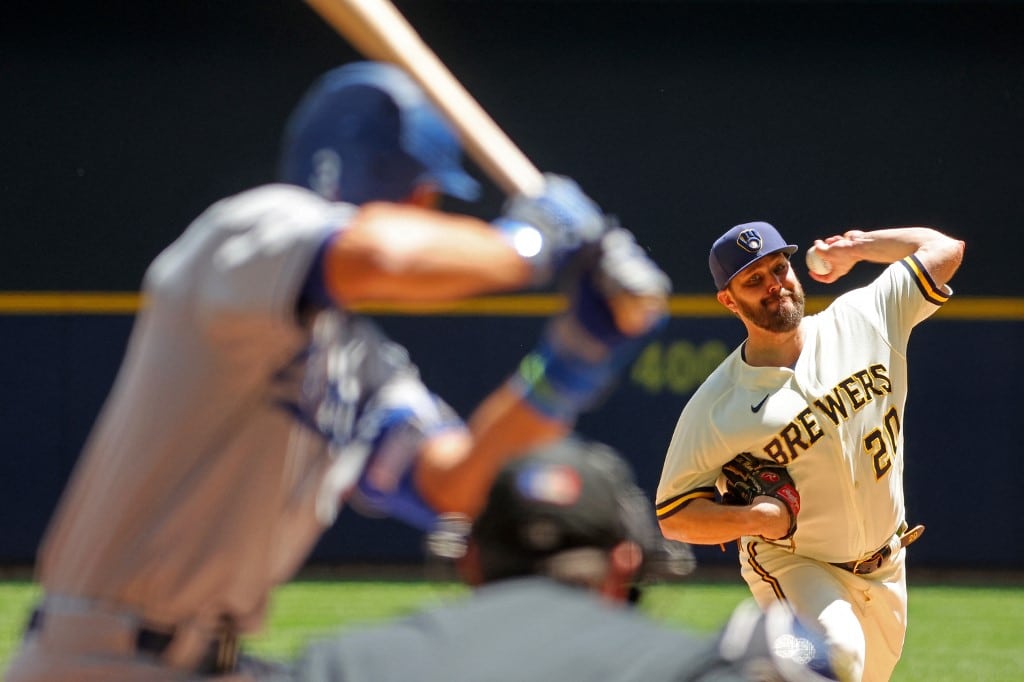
36;184;424;634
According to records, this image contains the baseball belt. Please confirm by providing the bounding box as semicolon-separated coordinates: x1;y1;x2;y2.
27;607;239;674
830;522;925;576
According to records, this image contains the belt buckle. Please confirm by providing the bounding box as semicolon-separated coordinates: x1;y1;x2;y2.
851;550;883;575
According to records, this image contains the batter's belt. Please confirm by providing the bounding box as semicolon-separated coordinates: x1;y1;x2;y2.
25;597;239;674
830;522;925;576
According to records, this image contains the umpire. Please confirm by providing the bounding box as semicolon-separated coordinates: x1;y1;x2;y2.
288;437;837;682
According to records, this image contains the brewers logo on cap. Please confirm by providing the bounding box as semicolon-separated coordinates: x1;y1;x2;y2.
709;221;798;290
736;228;764;254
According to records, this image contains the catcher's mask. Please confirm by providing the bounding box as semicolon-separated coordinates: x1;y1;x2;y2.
279;61;480;205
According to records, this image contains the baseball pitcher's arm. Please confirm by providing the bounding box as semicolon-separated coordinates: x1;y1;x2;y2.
808;227;965;287
658;497;792;546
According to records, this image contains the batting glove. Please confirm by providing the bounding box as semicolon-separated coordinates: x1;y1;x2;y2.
493;173;608;286
511;227;671;422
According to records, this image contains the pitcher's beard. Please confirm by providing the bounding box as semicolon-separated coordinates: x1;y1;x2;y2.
739;286;805;333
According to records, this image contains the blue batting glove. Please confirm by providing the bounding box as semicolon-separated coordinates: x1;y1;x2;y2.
510;227;671;423
493;173;608;286
573;227;672;347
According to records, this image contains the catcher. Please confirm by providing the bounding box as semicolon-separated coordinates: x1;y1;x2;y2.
656;221;964;682
288;437;838;682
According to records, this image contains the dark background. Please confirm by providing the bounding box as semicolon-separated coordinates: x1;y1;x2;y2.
2;1;1022;570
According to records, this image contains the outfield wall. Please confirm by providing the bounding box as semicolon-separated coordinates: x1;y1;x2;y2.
3;1;1023;570
1;304;1021;569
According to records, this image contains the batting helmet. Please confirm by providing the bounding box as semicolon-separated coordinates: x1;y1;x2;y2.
279;61;481;205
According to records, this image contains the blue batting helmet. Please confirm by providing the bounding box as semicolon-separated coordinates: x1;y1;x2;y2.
279;62;481;205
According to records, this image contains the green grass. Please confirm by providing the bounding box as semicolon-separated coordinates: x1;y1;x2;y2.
0;580;41;670
3;577;1023;680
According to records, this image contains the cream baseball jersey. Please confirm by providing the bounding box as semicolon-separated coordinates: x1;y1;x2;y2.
35;184;425;634
656;256;950;563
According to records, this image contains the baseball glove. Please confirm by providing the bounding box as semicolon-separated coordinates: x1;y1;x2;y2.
720;453;800;540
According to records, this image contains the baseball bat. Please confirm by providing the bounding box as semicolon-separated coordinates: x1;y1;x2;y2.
303;0;660;335
303;0;544;198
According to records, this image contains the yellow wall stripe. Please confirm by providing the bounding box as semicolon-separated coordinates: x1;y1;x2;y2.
0;292;142;314
0;292;1022;320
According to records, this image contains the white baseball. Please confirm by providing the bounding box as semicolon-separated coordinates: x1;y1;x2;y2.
805;246;832;275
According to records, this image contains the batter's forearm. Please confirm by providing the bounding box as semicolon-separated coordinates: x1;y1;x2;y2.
325;203;532;305
415;384;568;517
658;497;791;545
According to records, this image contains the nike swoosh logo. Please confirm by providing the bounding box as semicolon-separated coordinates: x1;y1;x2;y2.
751;395;769;413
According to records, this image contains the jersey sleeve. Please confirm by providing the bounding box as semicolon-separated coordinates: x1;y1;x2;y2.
146;184;357;336
833;255;952;353
655;385;732;520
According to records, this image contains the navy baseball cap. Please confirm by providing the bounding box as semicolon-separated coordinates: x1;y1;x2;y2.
279;61;481;205
709;221;798;290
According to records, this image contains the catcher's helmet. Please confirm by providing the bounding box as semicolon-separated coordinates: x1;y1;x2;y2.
470;436;695;587
279;61;480;205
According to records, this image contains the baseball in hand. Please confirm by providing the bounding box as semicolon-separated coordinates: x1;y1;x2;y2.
805;246;832;275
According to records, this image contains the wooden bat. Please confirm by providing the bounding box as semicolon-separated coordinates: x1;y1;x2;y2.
304;0;544;198
303;0;661;335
